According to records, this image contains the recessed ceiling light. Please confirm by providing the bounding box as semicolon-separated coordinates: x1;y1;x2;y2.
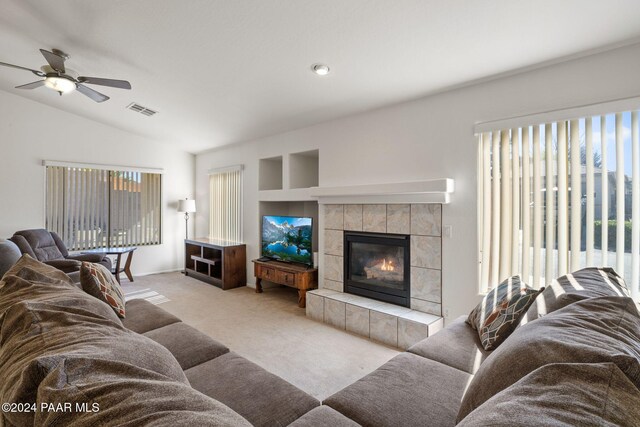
311;63;330;76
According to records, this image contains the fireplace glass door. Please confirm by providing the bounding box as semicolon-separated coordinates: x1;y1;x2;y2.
349;243;405;290
344;232;410;307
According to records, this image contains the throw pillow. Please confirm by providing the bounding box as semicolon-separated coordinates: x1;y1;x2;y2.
81;261;126;318
479;287;541;350
456;295;640;422
467;275;543;350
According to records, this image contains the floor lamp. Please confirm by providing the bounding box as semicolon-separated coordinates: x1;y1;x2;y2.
178;198;196;240
178;198;196;273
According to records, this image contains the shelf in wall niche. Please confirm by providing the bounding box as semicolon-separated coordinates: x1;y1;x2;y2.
310;178;454;204
259;156;283;191
258;187;319;202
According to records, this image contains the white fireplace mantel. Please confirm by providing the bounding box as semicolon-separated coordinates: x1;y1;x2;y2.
309;178;454;204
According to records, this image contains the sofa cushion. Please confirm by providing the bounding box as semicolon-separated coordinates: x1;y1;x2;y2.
456;295;640;422
408;316;490;374
34;357;251;427
122;298;181;333
457;363;640;426
467;275;542;349
144;322;230;370
289;406;361;427
80;261;126;318
520;267;629;325
186;352;320;427
324;353;472;427
0;275;189;426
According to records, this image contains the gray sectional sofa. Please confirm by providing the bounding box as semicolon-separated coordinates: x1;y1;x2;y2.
1;238;639;426
300;267;640;426
0;248;318;426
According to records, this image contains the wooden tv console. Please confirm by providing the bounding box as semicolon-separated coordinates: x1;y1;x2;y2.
185;238;246;290
252;259;318;308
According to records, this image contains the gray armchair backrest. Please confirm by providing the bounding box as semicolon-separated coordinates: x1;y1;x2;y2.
10;229;65;262
0;239;22;278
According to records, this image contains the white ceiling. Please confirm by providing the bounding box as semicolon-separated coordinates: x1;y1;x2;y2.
1;0;640;153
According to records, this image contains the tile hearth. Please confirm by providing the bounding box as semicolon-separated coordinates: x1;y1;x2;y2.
306;289;443;349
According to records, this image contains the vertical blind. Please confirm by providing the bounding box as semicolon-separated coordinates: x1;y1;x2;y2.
46;165;162;250
209;166;243;242
478;111;639;302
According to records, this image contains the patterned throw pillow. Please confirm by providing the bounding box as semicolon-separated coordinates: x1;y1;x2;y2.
80;262;126;318
467;276;543;350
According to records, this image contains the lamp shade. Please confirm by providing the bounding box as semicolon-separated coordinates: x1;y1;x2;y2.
178;199;196;213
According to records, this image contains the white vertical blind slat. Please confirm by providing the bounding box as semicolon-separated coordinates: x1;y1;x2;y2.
601;115;609;266
570;119;581;271
557;121;569;276
585;118;595;266
521;128;531;283
511;128;520;275
499;130;512;280
632;111;639;301
490;131;501;286
615;113;625;275
532;126;543;288
480;134;492;292
545;123;556;282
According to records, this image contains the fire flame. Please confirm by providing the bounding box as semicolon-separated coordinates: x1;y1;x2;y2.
381;259;394;271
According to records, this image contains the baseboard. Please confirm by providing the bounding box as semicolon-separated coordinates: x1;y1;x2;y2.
135;268;182;277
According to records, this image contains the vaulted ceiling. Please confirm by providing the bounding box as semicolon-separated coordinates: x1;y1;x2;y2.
1;0;640;153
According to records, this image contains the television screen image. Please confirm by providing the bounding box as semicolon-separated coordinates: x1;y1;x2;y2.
261;215;313;265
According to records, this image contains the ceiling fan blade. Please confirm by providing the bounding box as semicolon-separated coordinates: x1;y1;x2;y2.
15;80;45;90
77;76;131;90
0;61;45;77
40;49;65;73
76;83;109;103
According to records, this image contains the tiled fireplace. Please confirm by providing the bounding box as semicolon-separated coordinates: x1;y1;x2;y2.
306;203;444;349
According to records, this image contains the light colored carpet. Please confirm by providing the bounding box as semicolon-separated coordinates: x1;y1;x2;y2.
120;272;399;400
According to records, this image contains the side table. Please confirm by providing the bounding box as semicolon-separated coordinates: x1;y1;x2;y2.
252;259;318;307
81;247;137;284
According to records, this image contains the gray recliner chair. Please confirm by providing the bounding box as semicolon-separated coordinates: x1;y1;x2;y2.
9;229;112;280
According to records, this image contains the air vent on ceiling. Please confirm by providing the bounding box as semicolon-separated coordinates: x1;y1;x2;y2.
126;102;158;117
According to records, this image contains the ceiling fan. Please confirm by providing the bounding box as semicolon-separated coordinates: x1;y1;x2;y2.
0;48;131;103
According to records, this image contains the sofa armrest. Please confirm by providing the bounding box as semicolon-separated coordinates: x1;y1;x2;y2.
44;259;82;273
67;254;106;263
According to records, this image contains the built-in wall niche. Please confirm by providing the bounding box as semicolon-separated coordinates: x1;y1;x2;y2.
259;156;283;191
259;201;319;254
289;149;319;189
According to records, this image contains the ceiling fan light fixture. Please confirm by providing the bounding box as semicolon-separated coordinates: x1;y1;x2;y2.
311;63;330;76
44;76;76;94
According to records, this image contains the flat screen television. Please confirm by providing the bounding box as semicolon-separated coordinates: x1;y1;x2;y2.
261;215;313;265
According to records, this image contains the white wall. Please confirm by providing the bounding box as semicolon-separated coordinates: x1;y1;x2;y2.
196;43;640;322
0;90;195;275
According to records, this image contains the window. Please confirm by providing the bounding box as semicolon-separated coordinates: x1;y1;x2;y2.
209;165;243;242
477;110;639;300
45;163;162;250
